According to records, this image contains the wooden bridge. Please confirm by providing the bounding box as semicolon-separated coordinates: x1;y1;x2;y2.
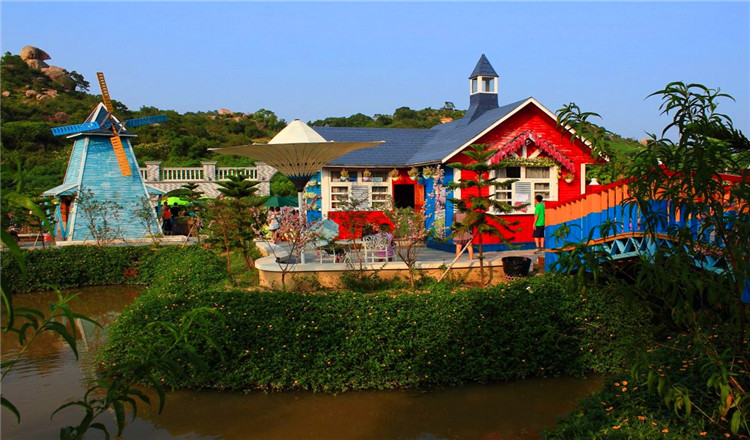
543;180;735;276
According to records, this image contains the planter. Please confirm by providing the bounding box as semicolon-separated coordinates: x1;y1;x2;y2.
362;177;371;182
563;175;574;184
340;177;348;182
501;256;531;277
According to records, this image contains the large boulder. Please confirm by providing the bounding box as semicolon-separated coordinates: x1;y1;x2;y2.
41;66;66;81
20;46;51;61
26;59;49;69
20;46;51;69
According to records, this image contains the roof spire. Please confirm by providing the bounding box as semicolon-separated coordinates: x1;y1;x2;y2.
469;54;498;79
463;54;499;124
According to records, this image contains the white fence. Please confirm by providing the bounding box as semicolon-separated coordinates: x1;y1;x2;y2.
139;166;256;182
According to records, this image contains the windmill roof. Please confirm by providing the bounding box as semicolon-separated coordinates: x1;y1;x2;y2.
313;98;529;167
469;54;498;78
69;102;136;138
42;182;78;197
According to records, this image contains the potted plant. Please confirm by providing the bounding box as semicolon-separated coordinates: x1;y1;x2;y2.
422;166;435;179
408;167;419;180
562;171;575;184
339;169;349;182
389;168;400;180
363;169;372;182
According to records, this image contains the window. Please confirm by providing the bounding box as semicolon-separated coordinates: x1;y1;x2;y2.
330;186;349;210
471;78;478;93
327;170;392;211
491;166;557;213
482;77;494;92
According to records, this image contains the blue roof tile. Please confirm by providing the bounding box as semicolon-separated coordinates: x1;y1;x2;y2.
312;98;531;167
469;54;498;79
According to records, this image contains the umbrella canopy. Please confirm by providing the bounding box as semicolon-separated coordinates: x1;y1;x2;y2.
264;195;298;208
210;120;383;192
166;196;191;206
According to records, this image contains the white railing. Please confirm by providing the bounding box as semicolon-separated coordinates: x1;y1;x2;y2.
216;167;257;180
138;166;258;182
162;167;204;181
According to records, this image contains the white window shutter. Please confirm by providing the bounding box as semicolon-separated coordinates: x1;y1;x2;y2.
350;185;371;209
513;181;532;204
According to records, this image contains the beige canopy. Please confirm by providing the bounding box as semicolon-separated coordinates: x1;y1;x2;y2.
210;119;383;192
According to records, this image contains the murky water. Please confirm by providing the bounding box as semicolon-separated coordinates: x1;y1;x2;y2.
2;286;601;440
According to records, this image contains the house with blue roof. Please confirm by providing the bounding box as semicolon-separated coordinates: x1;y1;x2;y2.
307;54;600;248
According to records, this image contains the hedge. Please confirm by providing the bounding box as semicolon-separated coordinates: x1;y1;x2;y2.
102;275;653;392
1;245;227;293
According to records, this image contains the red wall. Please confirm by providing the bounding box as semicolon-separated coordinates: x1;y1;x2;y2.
327;103;599;244
328;211;391;239
453;103;598;243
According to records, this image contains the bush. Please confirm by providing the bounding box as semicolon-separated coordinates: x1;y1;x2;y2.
102;274;653;392
1;245;226;293
2;246;151;292
547;329;739;439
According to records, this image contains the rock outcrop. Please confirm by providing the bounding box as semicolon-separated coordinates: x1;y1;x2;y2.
20;46;51;69
18;45;71;91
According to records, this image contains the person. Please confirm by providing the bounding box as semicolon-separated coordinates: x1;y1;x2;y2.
268;206;280;241
374;223;395;261
161;202;172;235
170;202;180;233
452;211;473;260
533;194;546;252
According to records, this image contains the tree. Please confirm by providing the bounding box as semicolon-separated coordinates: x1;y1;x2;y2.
385;206;428;290
74;187;125;246
557;82;750;436
447;144;524;286
211;171;266;271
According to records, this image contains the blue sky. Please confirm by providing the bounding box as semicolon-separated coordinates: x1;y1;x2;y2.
2;1;749;140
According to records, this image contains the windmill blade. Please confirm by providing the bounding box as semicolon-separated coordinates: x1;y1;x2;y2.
125;114;168;128
110;136;132;176
96;72;115;113
51;122;101;136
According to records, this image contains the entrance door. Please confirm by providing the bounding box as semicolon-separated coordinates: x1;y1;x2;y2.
393;184;415;209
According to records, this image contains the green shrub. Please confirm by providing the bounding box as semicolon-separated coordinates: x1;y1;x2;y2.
102;274;653;392
1;246;151;292
547;330;739;439
1;245;226;293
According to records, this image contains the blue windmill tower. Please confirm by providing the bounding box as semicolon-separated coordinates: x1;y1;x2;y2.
43;72;167;242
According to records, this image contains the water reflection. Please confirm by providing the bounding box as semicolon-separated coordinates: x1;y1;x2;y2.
2;286;601;440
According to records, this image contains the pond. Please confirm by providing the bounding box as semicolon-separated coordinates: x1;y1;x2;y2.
2;286;601;439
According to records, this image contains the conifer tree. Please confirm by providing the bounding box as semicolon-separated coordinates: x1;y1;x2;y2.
447;143;524;285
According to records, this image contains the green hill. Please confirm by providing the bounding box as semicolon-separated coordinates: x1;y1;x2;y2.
1;50;471;197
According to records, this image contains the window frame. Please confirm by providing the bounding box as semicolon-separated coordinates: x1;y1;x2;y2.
490;165;558;214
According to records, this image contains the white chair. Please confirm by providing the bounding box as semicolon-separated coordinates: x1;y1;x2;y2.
363;234;394;263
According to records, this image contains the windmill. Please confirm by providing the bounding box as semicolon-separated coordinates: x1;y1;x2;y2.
43;72;167;242
51;73;167;176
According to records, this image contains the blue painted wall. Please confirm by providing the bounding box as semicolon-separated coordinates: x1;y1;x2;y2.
70;136;158;241
63;138;86;185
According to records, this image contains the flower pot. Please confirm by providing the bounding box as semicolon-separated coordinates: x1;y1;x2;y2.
363;177;371;182
340;177;348;182
409;176;417;181
502;256;531;278
564;176;574;184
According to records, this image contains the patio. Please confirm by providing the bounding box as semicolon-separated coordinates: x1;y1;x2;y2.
254;240;543;290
